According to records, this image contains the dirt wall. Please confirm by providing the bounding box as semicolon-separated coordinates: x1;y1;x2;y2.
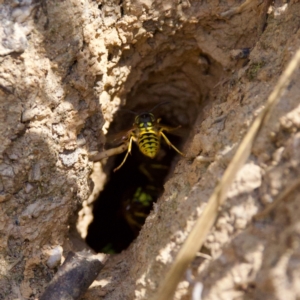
1;0;300;299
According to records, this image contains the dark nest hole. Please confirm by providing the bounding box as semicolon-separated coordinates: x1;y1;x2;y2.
85;43;224;253
86;104;188;253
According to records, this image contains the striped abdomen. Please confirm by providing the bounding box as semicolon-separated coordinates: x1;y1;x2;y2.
137;125;160;158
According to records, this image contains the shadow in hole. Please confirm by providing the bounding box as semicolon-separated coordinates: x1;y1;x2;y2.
86;134;182;253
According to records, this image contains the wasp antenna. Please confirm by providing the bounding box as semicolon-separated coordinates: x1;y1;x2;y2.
120;108;138;115
149;101;170;113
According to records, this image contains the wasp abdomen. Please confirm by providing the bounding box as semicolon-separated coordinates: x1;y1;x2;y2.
138;130;159;158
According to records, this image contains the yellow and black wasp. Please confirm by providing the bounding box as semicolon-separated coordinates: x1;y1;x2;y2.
108;102;185;172
121;162;169;235
122;185;156;235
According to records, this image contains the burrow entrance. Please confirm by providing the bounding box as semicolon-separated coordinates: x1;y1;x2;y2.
85;36;225;253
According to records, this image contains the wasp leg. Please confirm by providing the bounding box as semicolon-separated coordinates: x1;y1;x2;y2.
158;122;182;132
139;163;154;182
160;131;185;157
114;136;134;172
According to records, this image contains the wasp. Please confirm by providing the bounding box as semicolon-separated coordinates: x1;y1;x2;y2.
122;162;168;234
108;102;185;172
122;185;156;234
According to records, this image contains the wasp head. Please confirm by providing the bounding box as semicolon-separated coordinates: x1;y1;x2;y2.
135;113;156;126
